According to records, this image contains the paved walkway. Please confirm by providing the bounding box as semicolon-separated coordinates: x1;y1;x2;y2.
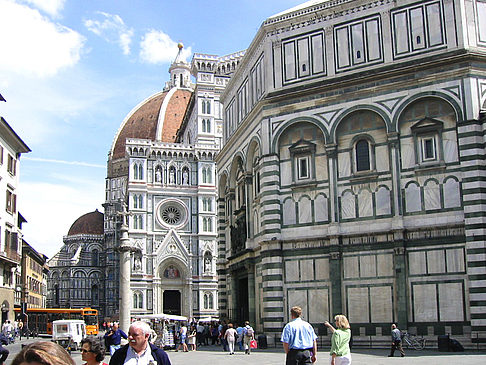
5;339;486;364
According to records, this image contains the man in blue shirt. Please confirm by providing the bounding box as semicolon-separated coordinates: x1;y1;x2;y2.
104;322;128;356
281;306;317;364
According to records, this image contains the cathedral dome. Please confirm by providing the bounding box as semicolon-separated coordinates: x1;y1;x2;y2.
110;88;192;160
68;209;104;236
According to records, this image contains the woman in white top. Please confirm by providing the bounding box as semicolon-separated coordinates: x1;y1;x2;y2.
224;323;238;355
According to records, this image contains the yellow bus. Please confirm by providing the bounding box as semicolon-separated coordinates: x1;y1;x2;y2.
14;307;99;335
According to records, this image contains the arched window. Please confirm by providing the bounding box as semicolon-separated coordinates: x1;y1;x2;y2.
91;285;99;306
207;120;211;133
355;139;370;172
139;215;143;229
206;167;212;184
208;293;214;309
202;119;206;133
206;101;211;114
202;100;206;114
133;163;138;180
133;195;138;208
91;249;99;266
133;292;143;309
54;284;59;306
204;294;208;309
202;167;207;184
203;217;207;231
138;195;143;209
138;164;144;180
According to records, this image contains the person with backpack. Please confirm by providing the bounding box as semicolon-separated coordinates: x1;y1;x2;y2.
243;321;255;355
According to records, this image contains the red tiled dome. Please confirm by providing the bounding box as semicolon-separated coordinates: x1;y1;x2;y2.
68;210;104;235
111;89;192;160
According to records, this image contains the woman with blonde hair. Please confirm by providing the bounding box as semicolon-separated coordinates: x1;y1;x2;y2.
11;341;75;365
325;315;352;365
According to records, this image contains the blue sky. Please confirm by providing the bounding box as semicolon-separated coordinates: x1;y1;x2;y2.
0;0;304;257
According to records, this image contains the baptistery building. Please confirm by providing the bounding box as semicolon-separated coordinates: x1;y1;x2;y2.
103;46;244;320
216;0;486;348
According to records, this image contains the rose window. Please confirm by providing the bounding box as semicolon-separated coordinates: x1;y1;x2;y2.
156;199;188;228
162;206;182;225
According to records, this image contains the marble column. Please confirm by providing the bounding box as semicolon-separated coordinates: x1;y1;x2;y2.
118;222;136;333
247;264;256;326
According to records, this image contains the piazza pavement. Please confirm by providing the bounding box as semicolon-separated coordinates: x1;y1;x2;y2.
3;337;486;365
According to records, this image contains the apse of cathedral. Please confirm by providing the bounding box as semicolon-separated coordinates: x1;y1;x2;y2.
48;44;245;321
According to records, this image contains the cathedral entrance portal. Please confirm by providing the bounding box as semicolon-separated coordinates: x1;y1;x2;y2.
236;277;249;325
163;290;181;315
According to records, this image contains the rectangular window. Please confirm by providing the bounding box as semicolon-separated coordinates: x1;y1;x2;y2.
7;155;16;175
298;156;310;179
5;190;15;213
421;137;436;160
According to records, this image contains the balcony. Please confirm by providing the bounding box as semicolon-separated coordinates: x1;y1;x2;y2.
0;247;21;264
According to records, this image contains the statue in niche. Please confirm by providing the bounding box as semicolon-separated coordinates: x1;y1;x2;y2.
204;256;211;272
134;255;142;271
155;168;161;182
182;169;189;185
169;168;175;184
163;265;180;279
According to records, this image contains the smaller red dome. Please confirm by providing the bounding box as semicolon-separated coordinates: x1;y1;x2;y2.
68;210;104;235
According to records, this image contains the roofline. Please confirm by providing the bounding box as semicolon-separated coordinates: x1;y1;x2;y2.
0;117;31;153
22;239;47;264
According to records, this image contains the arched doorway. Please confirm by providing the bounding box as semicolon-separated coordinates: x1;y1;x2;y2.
163;290;181;315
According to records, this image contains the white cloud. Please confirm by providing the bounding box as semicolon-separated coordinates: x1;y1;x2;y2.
0;0;84;77
84;12;134;55
22;0;65;17
140;30;192;64
23;157;105;169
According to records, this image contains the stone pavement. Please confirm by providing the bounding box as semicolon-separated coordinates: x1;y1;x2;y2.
5;339;486;364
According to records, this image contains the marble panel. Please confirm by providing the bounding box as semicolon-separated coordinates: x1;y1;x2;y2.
311;34;325;74
279;146;291;160
298;196;312;224
300;259;314;281
400;139;415;169
283;41;296;81
315;258;329;280
280;161;292;186
446;248;465;273
338;151;351;177
375;187;391;216
314;194;328;222
377;254;393;277
285;260;299;282
315;155;328;180
370;286;393;322
297;38;310;77
424;180;441;210
288;289;307;314
341;191;356;219
375;145;389;172
439;282;464;321
309;289;328;323
366;18;381;61
283;198;296;225
427;250;445;274
336;27;350;68
408;251;426;275
479;1;486;43
358;189;373;217
426;2;444;46
443;133;458;162
360;255;376;278
348;287;370;323
344;256;359;278
405;183;421;212
410;7;426;50
393;11;409;54
413;284;438;322
443;178;461;208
